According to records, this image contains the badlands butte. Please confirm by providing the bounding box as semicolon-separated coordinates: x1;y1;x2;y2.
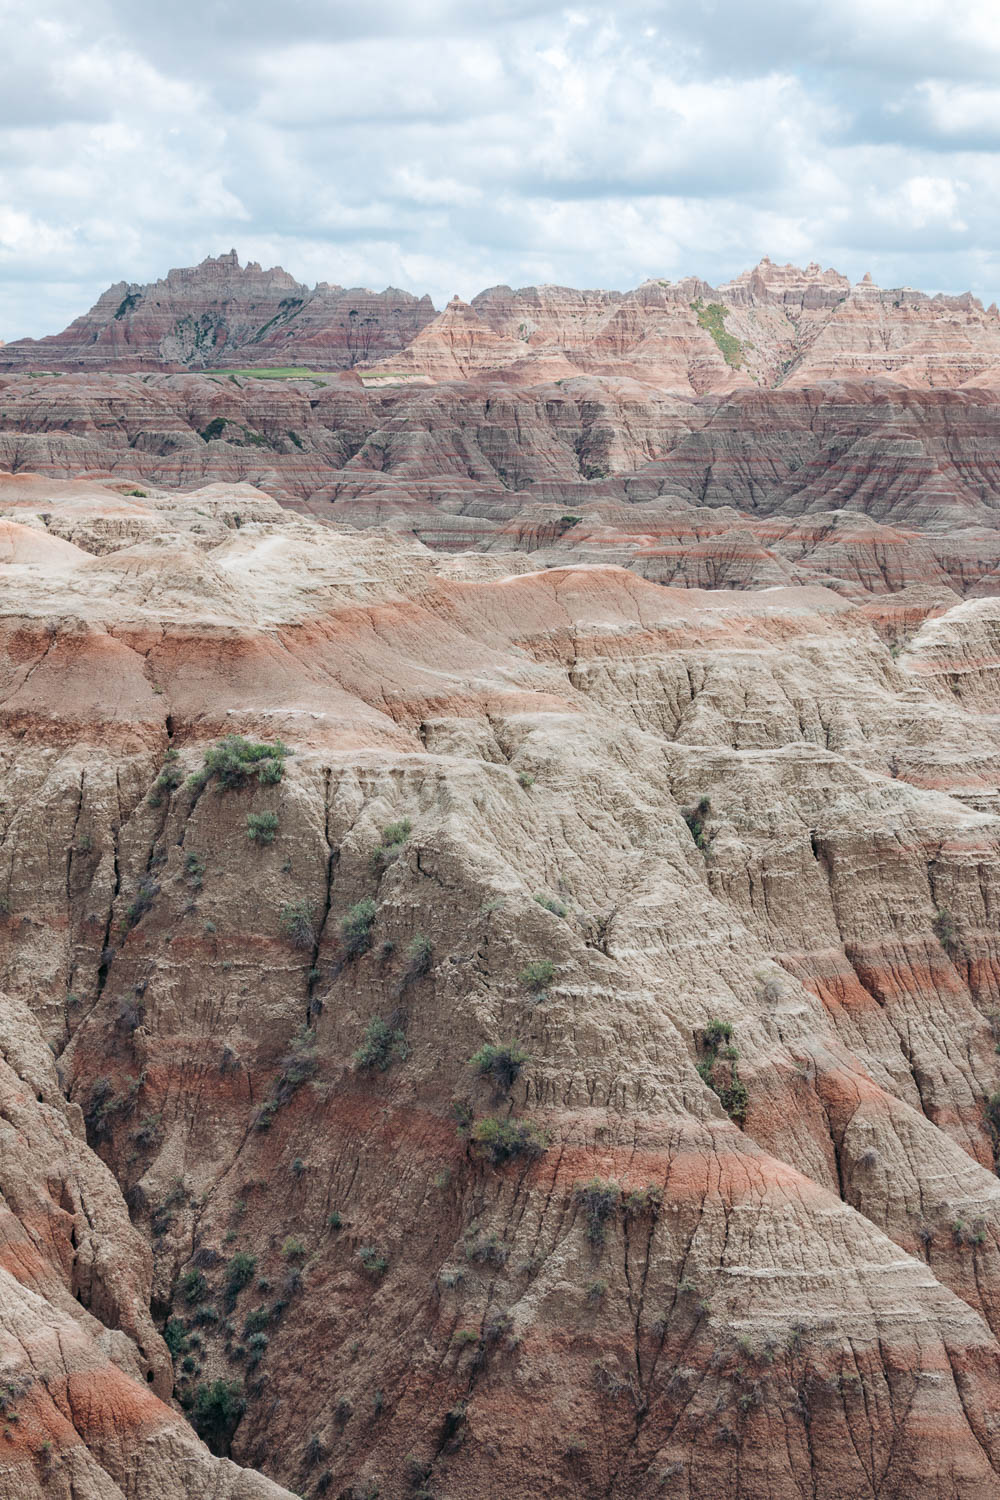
6;254;1000;1500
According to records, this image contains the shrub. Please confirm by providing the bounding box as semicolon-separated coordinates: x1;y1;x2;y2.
327;1211;343;1230
191;1379;245;1455
150;749;184;804
703;1019;733;1049
470;1042;528;1093
195;735;289;792
574;1178;621;1247
683;796;712;850
353;1015;408;1072
469;1116;548;1166
185;851;205;887
586;1278;607;1302
200;417;227;443
357;1246;388;1277
623;1184;662;1217
519;959;555;995
464;1230;507;1266
280;899;315;950
534;893;567;917
243;1306;271;1336
340;897;377;959
697;1019;748;1124
121;875;159;933
246;1331;269;1361
402;933;433;984
371;818;412;873
224;1252;257;1300
281;1235;306;1261
164;1318;187;1356
130;1110;162;1146
246;811;279;844
933;907;959;956
179;1269;206;1304
453;1327;478;1347
254;1024;318;1128
517;771;535;789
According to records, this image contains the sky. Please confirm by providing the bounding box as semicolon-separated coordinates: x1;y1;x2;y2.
3;0;1000;339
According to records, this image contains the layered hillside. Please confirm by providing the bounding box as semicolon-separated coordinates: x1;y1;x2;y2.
0;252;434;374
6;254;1000;391
4;475;1000;1494
4;373;1000;598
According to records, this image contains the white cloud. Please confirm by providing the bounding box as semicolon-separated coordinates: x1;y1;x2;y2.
4;0;1000;338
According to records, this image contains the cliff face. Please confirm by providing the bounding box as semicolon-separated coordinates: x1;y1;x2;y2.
4;475;1000;1494
5;374;1000;601
6;253;1000;391
0;252;435;373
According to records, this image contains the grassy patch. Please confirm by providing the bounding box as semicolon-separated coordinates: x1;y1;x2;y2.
690;300;744;369
199;367;320;379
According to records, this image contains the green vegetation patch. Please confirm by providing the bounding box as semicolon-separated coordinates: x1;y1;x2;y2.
199;367;320;380
690;299;744;369
189;735;289;793
696;1018;748;1123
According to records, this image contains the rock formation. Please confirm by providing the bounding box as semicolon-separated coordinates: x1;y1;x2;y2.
8;252;1000;1496
1;469;1000;1495
7;254;1000;391
0;252;434;374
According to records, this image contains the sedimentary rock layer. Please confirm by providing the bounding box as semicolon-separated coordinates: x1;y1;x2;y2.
6;253;1000;391
5;374;1000;601
4;478;1000;1494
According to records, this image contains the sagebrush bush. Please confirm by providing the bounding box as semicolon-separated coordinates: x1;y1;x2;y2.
190;735;289;793
224;1252;256;1300
280;900;315;950
340;898;376;959
357;1245;388;1276
683;796;712;849
573;1178;621;1247
519;959;555;995
402;933;433;985
371;818;412;873
246;811;279;844
353;1015;408;1072
254;1025;317;1130
191;1379;245;1455
468;1116;548;1165
470;1042;528;1093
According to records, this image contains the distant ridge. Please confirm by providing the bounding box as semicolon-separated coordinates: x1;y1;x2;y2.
3;251;1000;391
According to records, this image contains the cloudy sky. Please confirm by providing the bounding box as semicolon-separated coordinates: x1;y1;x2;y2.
3;0;1000;338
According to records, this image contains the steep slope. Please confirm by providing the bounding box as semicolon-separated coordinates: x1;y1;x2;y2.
6;375;1000;602
5;480;1000;1494
0;253;434;374
7;254;1000;392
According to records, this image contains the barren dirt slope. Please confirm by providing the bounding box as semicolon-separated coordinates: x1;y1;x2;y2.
3;478;1000;1494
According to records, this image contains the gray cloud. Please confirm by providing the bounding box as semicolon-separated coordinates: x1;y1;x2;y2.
2;0;1000;339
